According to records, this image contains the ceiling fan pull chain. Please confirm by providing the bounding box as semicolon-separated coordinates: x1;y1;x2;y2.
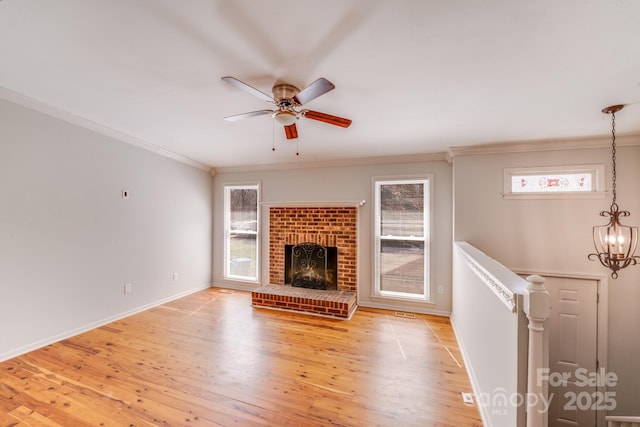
272;119;276;151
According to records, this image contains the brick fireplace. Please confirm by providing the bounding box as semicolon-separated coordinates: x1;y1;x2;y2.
251;205;359;318
269;207;357;291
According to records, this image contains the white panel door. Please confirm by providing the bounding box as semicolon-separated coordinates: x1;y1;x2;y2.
546;277;599;427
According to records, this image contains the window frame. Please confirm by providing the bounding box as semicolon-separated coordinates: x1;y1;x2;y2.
223;183;260;282
502;164;606;200
373;175;433;302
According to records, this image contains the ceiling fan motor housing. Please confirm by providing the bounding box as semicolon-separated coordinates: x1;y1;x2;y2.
272;83;300;106
272;83;301;125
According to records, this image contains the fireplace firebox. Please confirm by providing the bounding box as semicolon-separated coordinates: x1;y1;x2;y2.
284;243;338;290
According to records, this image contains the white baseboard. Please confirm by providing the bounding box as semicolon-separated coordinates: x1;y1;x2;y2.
357;300;451;317
211;281;261;293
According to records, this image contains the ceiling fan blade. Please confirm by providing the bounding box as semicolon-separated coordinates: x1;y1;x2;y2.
294;78;335;105
303;110;352;128
221;76;274;102
224;109;274;122
284;123;298;139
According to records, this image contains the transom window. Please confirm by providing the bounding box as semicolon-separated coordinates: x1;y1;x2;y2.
374;177;431;301
224;184;259;281
503;165;605;199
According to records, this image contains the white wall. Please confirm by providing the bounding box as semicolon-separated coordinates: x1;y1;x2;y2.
451;242;528;427
212;157;453;315
453;141;640;415
0;98;213;361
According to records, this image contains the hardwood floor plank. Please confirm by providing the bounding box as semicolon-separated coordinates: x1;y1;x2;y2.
0;288;482;426
9;406;66;427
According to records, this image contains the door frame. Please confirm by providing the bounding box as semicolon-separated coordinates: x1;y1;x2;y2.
517;269;609;426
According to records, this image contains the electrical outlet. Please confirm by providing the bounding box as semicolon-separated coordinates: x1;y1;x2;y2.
172;273;178;281
124;283;132;294
437;285;444;294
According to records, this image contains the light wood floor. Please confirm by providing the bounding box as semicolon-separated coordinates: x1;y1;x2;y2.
0;288;482;426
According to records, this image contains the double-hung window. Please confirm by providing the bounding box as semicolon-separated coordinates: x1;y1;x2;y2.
224;184;259;281
374;177;431;301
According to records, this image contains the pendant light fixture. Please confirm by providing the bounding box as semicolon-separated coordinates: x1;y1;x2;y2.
588;105;639;278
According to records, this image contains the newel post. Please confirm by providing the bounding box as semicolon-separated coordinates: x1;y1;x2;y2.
524;274;550;427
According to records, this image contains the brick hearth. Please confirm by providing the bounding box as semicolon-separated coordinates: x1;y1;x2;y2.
251;284;357;319
251;206;358;319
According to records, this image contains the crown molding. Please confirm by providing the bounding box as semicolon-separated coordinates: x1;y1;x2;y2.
213;152;449;174
0;86;213;173
448;133;640;158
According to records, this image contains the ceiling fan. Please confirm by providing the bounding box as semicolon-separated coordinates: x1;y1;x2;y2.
221;76;352;140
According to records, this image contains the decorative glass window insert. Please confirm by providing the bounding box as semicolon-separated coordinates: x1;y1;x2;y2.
224;184;259;281
374;177;431;301
511;173;592;193
504;165;605;199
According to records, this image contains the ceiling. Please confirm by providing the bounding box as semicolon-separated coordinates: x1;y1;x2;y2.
1;0;640;170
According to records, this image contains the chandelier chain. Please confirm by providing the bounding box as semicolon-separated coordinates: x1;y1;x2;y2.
611;111;617;205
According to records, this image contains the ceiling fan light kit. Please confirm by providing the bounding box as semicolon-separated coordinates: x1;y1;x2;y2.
221;76;352;145
273;110;298;126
